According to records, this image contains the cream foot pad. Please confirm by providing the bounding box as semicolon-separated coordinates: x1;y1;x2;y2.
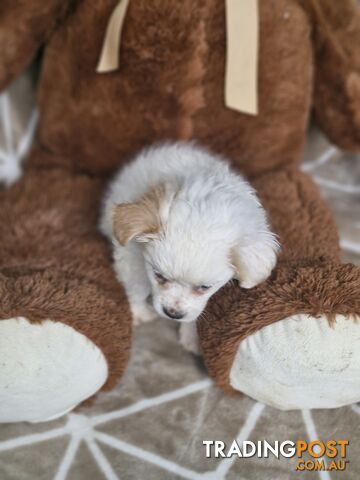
0;317;108;423
230;314;360;410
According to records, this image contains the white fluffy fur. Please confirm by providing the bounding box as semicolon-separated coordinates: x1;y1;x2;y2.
100;143;279;352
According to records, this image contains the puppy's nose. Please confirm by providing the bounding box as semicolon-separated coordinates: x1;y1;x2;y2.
162;306;185;320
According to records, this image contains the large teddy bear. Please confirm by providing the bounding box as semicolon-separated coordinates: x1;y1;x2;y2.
0;0;360;422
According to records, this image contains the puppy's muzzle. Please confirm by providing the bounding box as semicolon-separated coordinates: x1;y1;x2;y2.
162;306;185;320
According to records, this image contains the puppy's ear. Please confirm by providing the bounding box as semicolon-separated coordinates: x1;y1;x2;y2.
112;185;168;246
231;232;279;288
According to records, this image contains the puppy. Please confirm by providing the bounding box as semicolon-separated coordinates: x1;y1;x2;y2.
100;143;279;353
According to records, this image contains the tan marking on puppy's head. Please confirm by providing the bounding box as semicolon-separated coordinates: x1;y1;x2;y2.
112;185;168;246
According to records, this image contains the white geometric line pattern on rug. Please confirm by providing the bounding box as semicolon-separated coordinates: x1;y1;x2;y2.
95;431;204;480
301;146;338;173
0;380;211;480
0;91;38;186
214;402;265;479
340;239;360;255
313;176;360;194
2;372;359;479
90;379;212;426
300;142;360;195
301;141;360;263
302;410;331;480
0;425;70;452
54;434;82;480
85;436;120;480
0;379;266;480
0;92;14;155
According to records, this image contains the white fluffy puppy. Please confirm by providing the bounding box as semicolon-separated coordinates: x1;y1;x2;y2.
100;143;279;353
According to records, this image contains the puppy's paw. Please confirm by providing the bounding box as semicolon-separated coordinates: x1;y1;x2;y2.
131;302;158;326
179;322;201;355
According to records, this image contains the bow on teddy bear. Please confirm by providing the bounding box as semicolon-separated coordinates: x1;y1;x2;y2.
97;0;259;115
0;0;359;422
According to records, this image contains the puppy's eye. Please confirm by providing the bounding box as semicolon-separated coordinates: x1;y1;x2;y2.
194;285;211;294
154;271;168;284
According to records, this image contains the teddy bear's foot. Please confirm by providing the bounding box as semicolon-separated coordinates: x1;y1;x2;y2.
229;313;360;410
0;317;108;423
199;262;360;410
0;263;131;422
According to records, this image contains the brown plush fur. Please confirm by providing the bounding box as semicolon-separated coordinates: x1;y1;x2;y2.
5;0;314;177
0;169;131;391
0;0;359;396
307;0;360;150
0;0;70;88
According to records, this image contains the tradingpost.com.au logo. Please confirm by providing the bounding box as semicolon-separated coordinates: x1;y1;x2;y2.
203;440;349;472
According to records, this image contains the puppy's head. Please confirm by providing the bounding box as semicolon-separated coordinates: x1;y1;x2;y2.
113;182;279;323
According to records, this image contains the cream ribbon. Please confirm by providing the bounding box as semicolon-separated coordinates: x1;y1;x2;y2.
96;0;130;73
97;0;258;115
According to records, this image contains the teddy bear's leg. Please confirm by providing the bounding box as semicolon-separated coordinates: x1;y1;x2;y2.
0;167;131;422
198;168;360;409
305;0;360;151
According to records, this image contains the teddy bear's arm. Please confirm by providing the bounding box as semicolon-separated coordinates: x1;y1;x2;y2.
0;0;72;91
308;0;360;151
